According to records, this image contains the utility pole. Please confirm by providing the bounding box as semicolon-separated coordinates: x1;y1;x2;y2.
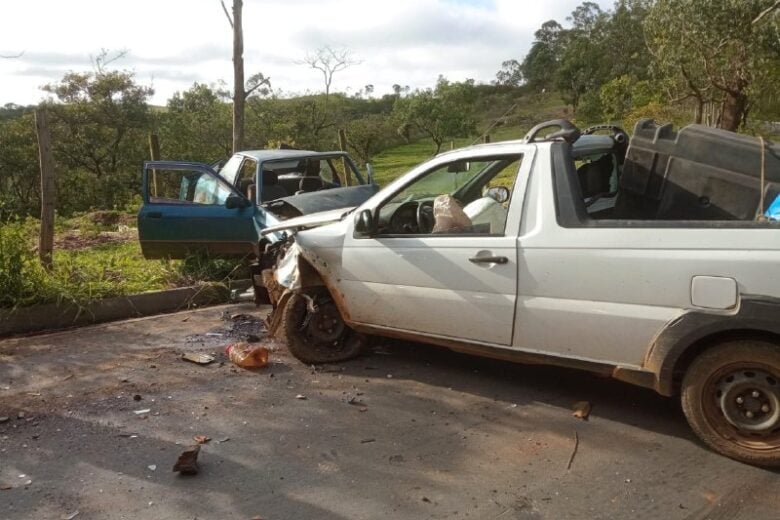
35;109;56;270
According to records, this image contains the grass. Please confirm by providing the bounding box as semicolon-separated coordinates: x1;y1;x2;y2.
0;218;245;309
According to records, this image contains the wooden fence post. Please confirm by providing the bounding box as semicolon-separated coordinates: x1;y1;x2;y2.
337;128;351;186
148;133;160;197
35;109;55;271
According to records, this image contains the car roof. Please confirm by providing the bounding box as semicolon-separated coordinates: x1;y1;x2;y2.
236;149;349;161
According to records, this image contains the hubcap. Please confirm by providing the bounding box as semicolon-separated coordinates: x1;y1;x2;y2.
716;370;780;434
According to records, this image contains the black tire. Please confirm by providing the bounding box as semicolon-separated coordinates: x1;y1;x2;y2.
681;340;780;467
280;289;366;364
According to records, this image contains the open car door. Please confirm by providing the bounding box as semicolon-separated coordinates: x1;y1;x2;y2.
137;161;262;259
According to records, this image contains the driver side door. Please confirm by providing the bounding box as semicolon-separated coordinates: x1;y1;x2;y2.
137;161;261;259
339;150;531;346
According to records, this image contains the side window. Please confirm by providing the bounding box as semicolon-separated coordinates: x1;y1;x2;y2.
375;154;522;236
148;168;233;205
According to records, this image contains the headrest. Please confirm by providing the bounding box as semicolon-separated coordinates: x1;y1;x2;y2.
299;176;323;192
262;170;278;185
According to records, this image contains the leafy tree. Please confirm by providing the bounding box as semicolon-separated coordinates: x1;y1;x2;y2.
645;0;780;131
345;114;398;164
41;68;153;212
494;59;523;87
521;20;564;91
0;113;39;220
394;78;477;155
158;83;232;161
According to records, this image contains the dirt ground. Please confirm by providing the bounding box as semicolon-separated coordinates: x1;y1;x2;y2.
1;302;778;520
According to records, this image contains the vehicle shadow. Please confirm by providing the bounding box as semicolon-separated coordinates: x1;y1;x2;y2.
351;338;693;443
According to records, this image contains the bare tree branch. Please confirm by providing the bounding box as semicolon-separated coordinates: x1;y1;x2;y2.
753;0;780;24
298;46;359;98
220;0;234;28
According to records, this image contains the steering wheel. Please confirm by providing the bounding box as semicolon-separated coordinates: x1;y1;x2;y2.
416;201;434;234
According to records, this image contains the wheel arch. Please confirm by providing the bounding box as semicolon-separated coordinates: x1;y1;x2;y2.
647;297;780;396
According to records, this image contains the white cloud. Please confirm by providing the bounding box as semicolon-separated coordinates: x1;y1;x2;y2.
0;0;612;105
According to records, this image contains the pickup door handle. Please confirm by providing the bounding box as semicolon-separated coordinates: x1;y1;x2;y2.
469;255;508;264
145;211;163;219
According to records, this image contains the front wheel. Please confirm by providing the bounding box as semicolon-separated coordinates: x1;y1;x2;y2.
681;340;780;467
280;288;366;364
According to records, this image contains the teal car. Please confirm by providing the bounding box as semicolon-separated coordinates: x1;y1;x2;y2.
137;149;378;259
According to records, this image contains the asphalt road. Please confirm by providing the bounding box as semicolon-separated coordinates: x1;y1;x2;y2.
1;302;778;520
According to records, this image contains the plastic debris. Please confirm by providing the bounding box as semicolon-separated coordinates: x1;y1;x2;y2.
133;409;151;415
173;445;200;475
182;352;216;365
226;342;269;369
572;401;591;420
295;394;307;400
193;435;211;444
147;465;157;471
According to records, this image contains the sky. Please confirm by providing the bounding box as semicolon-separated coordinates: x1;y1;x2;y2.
0;0;613;106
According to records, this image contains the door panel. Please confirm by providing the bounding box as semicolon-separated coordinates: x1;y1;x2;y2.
138;162;261;259
341;236;517;345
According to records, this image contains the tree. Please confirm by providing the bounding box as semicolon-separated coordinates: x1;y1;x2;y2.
521;20;564;91
645;0;780;131
394;78;477;155
345;114;398;164
40;66;153;212
494;59;523;87
299;46;358;102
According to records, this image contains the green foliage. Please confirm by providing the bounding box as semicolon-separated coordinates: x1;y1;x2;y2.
393;77;478;155
345;113;400;165
645;0;780;130
0;112;39;220
494;60;524;87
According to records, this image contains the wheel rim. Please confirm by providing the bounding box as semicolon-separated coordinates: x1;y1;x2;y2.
291;293;350;353
705;364;780;450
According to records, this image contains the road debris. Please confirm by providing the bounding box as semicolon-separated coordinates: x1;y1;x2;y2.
226;342;269;369
182;352;216;365
17;411;25;419
60;512;79;520
147;465;157;471
1;484;12;490
566;431;580;471
133;394;142;401
173;445;200;475
217;437;230;443
361;438;376;444
0;416;9;423
133;409;151;415
193;435;211;444
572;401;591;420
205;332;223;337
295;394;307;400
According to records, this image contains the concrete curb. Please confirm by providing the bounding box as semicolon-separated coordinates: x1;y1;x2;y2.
0;280;252;338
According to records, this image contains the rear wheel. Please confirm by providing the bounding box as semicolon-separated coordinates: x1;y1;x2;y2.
280;287;366;364
681;340;780;467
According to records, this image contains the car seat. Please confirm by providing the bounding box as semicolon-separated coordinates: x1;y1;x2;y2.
296;176;324;194
260;170;288;202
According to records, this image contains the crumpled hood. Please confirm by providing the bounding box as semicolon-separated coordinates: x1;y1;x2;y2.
261;207;354;236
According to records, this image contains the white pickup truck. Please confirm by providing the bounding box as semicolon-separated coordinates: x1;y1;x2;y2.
255;120;780;467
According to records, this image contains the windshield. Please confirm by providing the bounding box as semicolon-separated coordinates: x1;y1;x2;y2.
390;160;492;204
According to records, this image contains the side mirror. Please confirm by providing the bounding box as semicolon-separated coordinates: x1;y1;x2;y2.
354;209;376;236
225;194;250;209
486;186;510;204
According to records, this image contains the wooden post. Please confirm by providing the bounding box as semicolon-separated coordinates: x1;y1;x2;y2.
35;109;55;270
148;133;160;197
483;134;491;144
337;128;350;186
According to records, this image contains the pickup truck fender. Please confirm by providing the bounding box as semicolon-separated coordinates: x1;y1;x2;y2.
641;296;780;396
